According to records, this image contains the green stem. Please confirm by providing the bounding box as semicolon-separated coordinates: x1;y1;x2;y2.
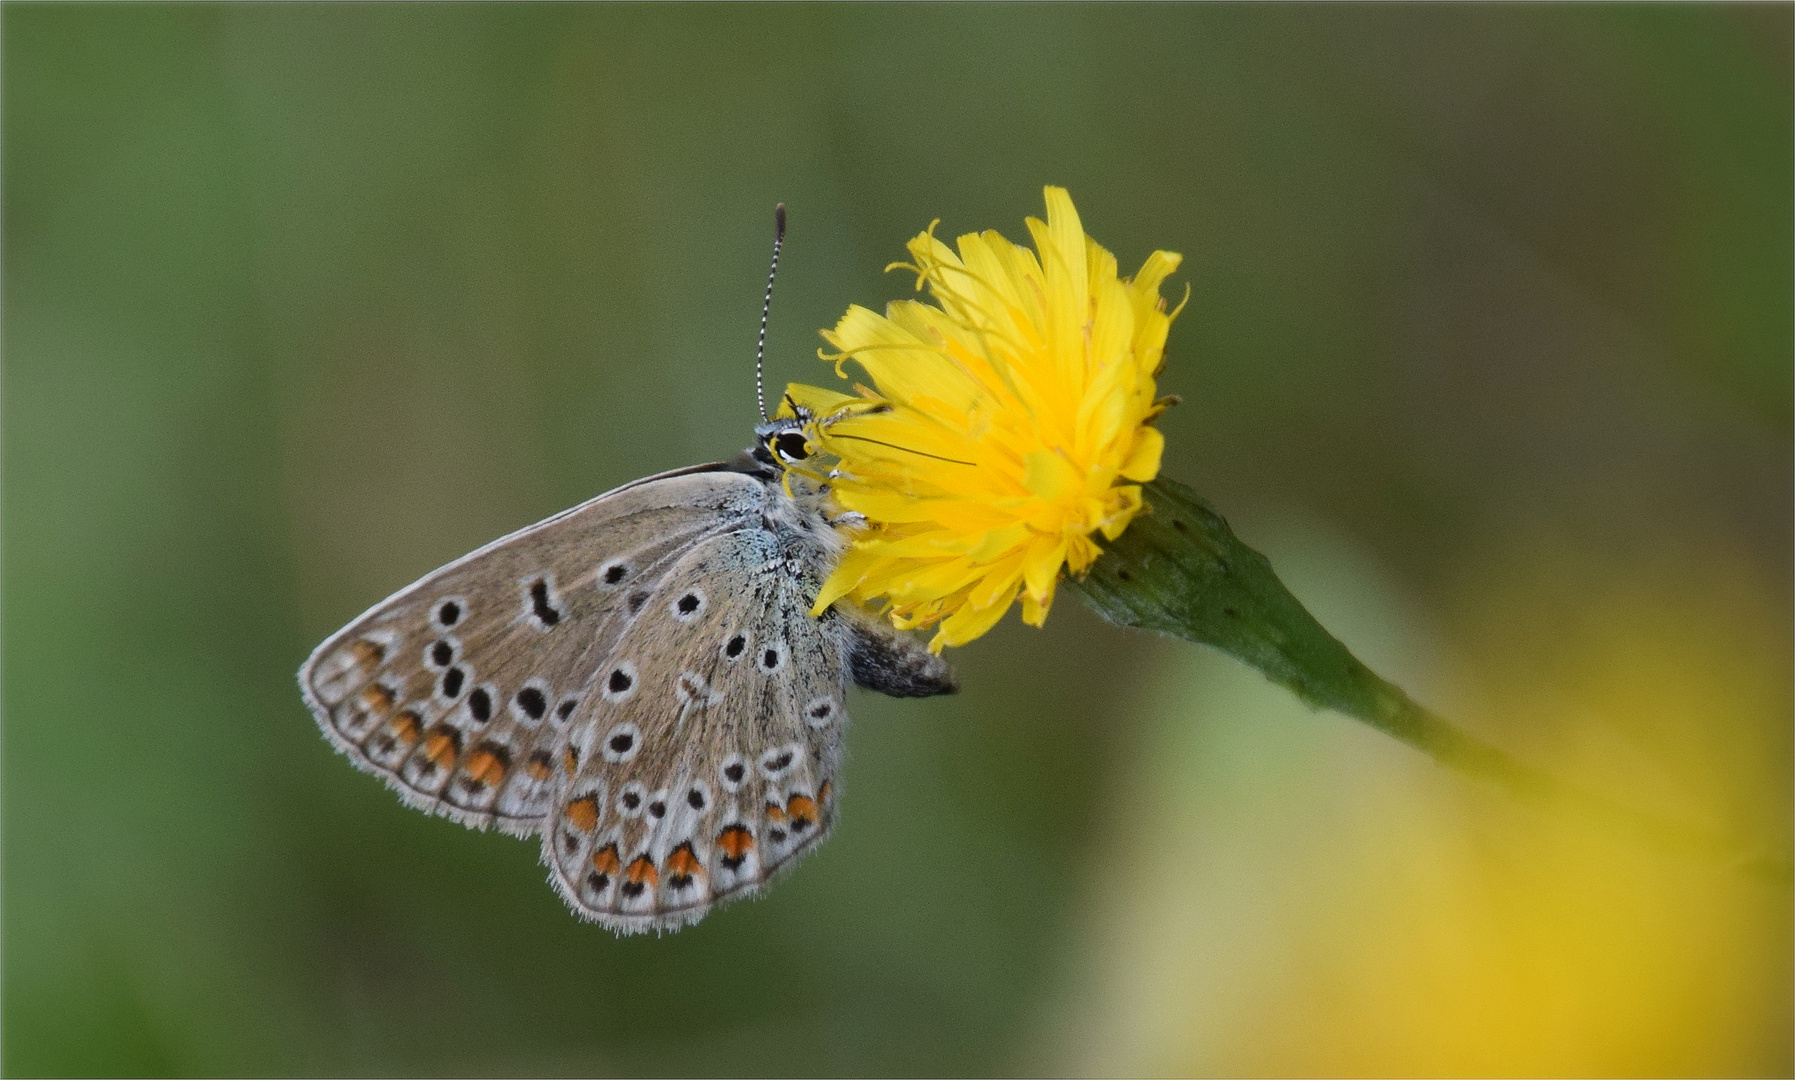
1071;477;1789;883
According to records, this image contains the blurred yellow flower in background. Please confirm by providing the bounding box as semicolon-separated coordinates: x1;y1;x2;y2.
798;187;1184;650
1040;524;1792;1077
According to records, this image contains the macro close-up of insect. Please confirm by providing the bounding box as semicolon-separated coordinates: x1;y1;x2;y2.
300;207;960;933
7;5;1789;1077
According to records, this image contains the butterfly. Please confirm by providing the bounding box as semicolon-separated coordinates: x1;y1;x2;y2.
297;207;956;934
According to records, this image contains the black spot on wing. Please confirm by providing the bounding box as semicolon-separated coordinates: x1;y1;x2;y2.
529;578;562;626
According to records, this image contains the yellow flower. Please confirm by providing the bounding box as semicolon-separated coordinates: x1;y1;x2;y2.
795;186;1185;651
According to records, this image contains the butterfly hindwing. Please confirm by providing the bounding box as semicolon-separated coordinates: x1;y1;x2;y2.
544;522;851;932
298;466;766;837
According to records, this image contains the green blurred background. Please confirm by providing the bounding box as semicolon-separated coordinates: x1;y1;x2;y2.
5;4;1790;1076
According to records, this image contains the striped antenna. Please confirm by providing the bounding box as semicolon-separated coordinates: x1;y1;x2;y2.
755;203;787;422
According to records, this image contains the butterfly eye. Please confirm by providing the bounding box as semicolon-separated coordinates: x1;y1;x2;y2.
772;431;810;462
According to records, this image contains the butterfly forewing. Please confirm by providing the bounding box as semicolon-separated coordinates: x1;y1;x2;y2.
545;523;849;932
298;467;766;837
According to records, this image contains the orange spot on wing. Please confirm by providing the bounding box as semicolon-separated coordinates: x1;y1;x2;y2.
563;748;579;774
591;843;621;876
764;801;788;823
350;639;385;667
817;780;833;805
359;684;395;714
787;795;818;828
564;796;599;833
390;710;422;744
665;843;703;879
717;824;754;860
465;747;506;787
525;752;553;781
423;727;460;768
625;855;658;889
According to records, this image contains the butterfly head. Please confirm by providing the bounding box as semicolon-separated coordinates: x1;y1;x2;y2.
753;385;879;478
751;412;816;471
746;392;865;513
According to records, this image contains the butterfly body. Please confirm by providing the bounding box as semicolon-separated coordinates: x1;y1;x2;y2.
300;422;955;934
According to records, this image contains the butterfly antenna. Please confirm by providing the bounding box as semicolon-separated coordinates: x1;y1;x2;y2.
756;203;786;422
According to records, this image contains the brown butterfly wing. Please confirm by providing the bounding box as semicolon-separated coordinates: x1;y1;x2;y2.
298;466;765;837
541;521;851;933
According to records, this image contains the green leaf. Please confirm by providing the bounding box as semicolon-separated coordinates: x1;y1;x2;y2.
1073;477;1789;882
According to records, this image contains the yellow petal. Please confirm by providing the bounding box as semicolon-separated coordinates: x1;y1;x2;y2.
967;555;1026;611
811;545;891;614
1130;249;1183;306
937;582;1019;647
1023;449;1082;503
782;382;864;420
1022;538;1068;602
1120;426;1164;482
1099;486;1144;541
967;522;1033;563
